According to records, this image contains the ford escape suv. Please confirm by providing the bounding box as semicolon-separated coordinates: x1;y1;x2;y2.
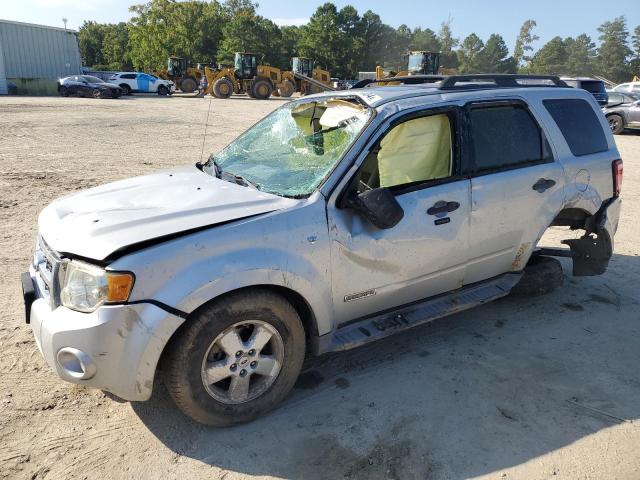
22;74;622;426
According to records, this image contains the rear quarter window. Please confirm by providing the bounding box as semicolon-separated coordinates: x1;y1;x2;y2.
543;99;608;156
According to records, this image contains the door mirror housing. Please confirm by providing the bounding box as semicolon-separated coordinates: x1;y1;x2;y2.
348;188;404;229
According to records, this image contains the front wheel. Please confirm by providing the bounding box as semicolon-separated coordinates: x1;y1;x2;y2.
157;85;168;96
92;88;103;99
120;84;131;96
59;86;69;97
607;114;624;135
252;79;273;100
163;290;306;426
213;78;233;99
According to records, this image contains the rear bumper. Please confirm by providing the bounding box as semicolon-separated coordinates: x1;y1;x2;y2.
27;271;184;401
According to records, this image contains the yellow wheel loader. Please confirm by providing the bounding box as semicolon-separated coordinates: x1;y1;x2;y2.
155;57;202;93
281;57;332;97
202;53;295;100
375;51;441;82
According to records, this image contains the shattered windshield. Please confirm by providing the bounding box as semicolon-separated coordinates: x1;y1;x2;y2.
204;98;373;197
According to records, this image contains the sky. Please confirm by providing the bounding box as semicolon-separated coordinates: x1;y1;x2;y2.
2;0;639;52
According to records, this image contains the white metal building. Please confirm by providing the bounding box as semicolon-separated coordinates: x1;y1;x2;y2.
0;19;82;95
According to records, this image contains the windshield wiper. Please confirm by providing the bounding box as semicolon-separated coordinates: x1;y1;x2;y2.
225;172;261;191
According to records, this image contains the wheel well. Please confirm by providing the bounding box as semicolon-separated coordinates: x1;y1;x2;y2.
179;284;317;345
549;207;591;229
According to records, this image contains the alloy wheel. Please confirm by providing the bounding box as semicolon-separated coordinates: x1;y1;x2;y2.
200;320;284;404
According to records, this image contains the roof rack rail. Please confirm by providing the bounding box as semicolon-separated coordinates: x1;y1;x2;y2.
438;74;568;89
350;74;568;90
351;75;445;89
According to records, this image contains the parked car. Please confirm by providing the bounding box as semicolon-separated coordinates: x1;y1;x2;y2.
612;82;640;95
108;72;175;96
22;74;622;426
57;75;122;99
561;77;608;106
602;91;640;134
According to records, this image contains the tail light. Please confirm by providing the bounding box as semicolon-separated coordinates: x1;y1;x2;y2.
612;159;623;196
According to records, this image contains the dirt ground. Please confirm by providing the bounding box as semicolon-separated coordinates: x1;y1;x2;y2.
1;94;639;480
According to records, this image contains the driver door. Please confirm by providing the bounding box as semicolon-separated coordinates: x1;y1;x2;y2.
327;107;471;325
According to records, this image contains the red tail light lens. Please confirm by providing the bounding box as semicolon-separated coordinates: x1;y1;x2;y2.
612;159;623;196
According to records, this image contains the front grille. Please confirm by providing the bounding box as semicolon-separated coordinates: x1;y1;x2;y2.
33;236;64;308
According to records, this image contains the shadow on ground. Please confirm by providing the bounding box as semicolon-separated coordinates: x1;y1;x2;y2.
132;253;640;479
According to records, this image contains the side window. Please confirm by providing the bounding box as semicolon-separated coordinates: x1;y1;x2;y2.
543;99;608;156
357;113;453;193
121;74;136;80
468;103;551;172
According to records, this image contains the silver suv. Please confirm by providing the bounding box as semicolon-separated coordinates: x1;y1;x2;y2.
22;75;622;426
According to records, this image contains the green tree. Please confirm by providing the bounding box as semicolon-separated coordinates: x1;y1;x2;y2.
565;34;596;76
629;25;640;76
437;18;458;69
479;34;516;73
101;23;131;71
527;36;568;74
128;0;224;71
513;19;538;68
457;33;484;73
78;21;107;67
411;27;441;52
596;16;632;83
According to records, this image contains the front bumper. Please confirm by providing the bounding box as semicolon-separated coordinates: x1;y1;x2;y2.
25;270;184;401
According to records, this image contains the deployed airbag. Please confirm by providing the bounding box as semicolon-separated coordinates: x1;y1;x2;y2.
378;114;452;188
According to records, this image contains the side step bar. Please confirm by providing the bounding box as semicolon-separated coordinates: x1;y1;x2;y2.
320;273;522;354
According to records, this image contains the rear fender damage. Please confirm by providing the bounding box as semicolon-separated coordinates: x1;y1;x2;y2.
539;198;616;277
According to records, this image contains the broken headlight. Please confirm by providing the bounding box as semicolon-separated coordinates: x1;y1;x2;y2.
60;261;134;313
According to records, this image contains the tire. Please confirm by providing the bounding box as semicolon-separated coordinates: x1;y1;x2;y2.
252;79;273;100
213;78;233;99
119;84;131;96
92;88;103;99
510;255;564;297
163;289;306;426
278;80;295;98
59;86;69;97
157;85;168;96
607;114;624;135
180;77;197;94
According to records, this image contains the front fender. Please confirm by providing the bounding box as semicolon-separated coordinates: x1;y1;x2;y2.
169;249;334;336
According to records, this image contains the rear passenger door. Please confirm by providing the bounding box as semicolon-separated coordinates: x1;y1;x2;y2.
463;100;565;284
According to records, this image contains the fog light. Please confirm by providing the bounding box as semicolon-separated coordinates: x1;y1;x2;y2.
56;347;96;380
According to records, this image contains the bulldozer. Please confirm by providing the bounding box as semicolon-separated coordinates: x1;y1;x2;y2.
202;52;295;100
156;57;202;93
375;51;441;81
286;57;332;96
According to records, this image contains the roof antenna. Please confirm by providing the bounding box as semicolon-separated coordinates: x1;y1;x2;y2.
198;96;214;166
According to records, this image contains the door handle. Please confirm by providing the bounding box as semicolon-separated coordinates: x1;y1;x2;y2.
427;200;460;216
532;178;556;193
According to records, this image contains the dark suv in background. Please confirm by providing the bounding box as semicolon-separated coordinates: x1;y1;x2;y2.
561;77;608;106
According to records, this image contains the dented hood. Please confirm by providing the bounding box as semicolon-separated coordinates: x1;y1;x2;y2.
38;166;299;261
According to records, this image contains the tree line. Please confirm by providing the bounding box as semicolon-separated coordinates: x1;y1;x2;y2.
78;0;640;83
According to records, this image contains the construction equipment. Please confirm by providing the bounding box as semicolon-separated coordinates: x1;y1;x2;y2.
201;53;336;100
376;51;441;81
283;57;332;96
156;57;201;93
202;52;294;100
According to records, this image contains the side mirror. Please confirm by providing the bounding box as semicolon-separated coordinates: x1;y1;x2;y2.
348;188;404;229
